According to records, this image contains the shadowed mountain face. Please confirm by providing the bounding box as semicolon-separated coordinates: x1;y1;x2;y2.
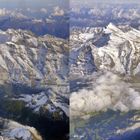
1;1;140;140
70;23;140;77
0;29;69;86
0;2;70;139
69;2;140;138
0;28;69;140
70;23;140;139
0;1;69;140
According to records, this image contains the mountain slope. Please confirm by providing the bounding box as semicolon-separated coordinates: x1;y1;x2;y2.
70;23;140;77
0;29;69;139
93;23;140;75
0;29;69;87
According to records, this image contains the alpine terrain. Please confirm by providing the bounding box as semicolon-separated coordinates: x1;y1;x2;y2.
70;23;140;140
0;28;69;140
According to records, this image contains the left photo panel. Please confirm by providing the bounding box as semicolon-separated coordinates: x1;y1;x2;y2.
0;0;69;140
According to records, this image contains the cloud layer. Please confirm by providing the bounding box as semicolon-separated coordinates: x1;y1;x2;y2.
70;72;140;118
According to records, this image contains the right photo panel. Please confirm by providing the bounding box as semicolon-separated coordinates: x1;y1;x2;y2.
70;0;140;140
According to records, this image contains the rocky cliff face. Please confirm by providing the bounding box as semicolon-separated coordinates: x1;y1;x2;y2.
70;23;140;77
0;117;42;140
0;29;69;140
70;23;140;118
70;23;140;140
93;23;140;75
0;29;69;86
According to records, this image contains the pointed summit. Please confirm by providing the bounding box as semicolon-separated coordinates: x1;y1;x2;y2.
107;23;116;29
106;23;123;33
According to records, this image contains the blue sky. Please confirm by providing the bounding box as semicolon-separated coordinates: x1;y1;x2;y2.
71;0;140;3
0;0;139;9
94;0;140;3
70;0;140;6
70;0;140;8
0;0;68;9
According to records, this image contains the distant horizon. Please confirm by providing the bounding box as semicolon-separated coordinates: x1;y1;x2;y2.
0;0;68;9
70;0;140;7
71;0;140;4
0;0;139;9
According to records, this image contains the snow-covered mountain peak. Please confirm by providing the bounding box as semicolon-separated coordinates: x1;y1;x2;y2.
93;24;140;75
0;29;69;87
70;24;140;77
106;22;123;33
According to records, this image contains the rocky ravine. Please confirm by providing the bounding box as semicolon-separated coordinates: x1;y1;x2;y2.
0;29;69;140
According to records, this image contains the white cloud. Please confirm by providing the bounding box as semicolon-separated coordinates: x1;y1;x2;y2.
46;18;55;23
0;8;27;19
32;19;43;23
52;6;64;16
70;72;140;118
40;8;47;14
0;8;10;16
